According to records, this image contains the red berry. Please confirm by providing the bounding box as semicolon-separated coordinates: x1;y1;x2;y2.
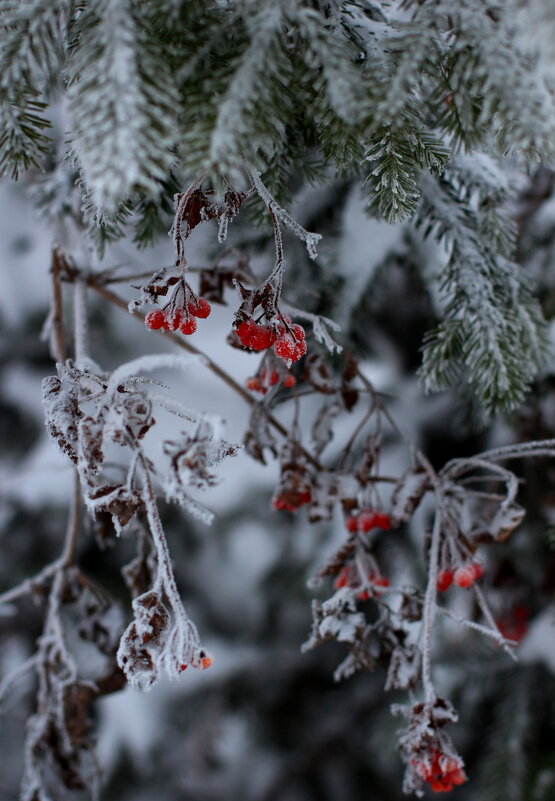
470;561;484;580
374;513;391;530
179;663;188;672
189;297;211;318
246;377;264;393
200;655;213;669
345;515;358;533
357;511;377;532
436;569;454;592
145;310;166;330
334;566;352;589
292;338;307;361
357;590;370;601
447;770;466;786
290;323;305;341
282;373;296;388
179;317;197;335
250;325;274;350
372;575;390;587
430;779;452;793
273;338;297;360
236;319;256;346
453;565;475;588
272;497;287;511
269;370;280;386
514;605;530;621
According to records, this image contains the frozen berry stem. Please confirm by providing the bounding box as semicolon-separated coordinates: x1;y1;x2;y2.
137;449;202;648
248;169;322;260
422;506;443;704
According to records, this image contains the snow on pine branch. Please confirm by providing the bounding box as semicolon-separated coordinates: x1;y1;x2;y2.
67;0;178;210
416;173;549;414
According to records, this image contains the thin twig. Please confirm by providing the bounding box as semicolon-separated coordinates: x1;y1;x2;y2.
0;560;61;607
62;471;81;567
472;583;517;661
436;605;518;654
50;249;68;362
421;506;442;703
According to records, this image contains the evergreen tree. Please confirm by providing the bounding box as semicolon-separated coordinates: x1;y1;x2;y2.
1;2;555;800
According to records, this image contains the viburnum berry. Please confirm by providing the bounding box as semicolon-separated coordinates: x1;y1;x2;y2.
496;604;530;644
357;511;376;532
179;663;188;672
374;512;391;530
470;561;484;579
413;751;467;793
453;564;476;588
188;297;211;318
200;655;213;669
272;489;311;512
237;319;276;351
344;514;359;533
453;561;483;588
357;510;392;532
436;569;454;592
236;319;257;346
145;309;166;330
273;323;307;363
250;325;275;350
358;574;389;600
334;564;356;590
179;317;197;335
246;376;265;393
290;323;305;341
368;573;390;597
282;373;296;388
273;338;297;360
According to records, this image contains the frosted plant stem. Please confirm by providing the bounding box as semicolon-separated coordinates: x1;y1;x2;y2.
49;248;68;363
473;583;517;662
73;277;90;367
421;505;443;703
447;438;555;466
267;211;284;287
0;655;39;708
138;451;198;636
436;605;518;651
0;560;61;607
248;169;322;259
62;471;81;567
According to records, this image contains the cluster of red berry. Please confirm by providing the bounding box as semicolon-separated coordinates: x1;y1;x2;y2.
246;368;296;394
412;751;467;793
236;317;307;363
334;563;390;599
272;488;311;512
344;509;392;533
178;653;213;672
436;561;483;592
145;296;211;335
